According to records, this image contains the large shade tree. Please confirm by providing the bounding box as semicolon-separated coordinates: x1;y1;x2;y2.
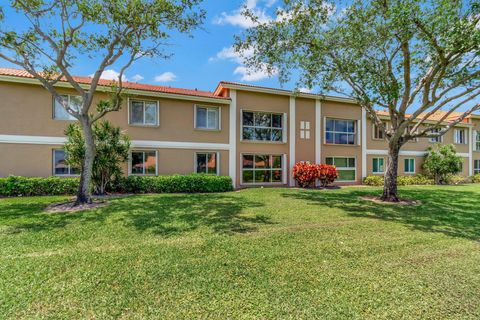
0;0;205;205
235;0;480;201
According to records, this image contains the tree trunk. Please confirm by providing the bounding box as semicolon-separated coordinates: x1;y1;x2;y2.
381;142;401;202
75;116;95;205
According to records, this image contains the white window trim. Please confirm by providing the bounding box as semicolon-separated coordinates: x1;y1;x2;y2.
404;158;416;174
454;129;467;145
240;153;286;185
240;109;287;144
372;157;385;174
194;151;220;175
194;105;221;131
52;149;79;176
326;156;357;182
128;150;158;176
324;117;357;146
53;94;80;121
474;159;480;174
475;130;480;151
372;122;387;140
428;128;444;143
128;98;160;127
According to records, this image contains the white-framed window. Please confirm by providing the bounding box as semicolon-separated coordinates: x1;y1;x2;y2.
326;157;356;181
475;131;480;151
429;128;443;143
129;150;157;175
300;121;311;139
195;152;219;175
53;94;81;120
241;111;284;142
325;118;356;145
372;157;385;174
195;105;220;130
53;149;79;176
474;160;480;174
404;158;415;174
454;129;466;144
372;123;386;140
241;154;284;184
129;100;159;126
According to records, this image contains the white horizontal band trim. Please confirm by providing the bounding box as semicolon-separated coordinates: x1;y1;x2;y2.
367;149;469;158
0;134;230;150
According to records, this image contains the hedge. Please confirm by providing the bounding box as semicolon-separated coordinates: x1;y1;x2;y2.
363;174;435;186
0;174;233;197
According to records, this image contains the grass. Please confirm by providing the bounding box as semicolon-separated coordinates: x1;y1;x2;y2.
1;185;480;319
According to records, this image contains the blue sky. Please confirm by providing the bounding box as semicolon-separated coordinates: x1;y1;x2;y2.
1;0;294;93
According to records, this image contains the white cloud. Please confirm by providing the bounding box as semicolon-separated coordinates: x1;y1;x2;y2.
91;69;127;81
234;65;278;82
209;46;254;64
213;0;275;29
154;72;177;82
131;74;144;82
298;87;312;93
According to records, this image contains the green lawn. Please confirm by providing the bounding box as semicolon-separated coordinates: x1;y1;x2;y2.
1;185;480;319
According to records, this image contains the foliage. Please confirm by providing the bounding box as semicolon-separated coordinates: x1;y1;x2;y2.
471;174;480;183
444;174;470;185
363;175;384;186
0;176;79;197
363;175;435;186
114;174;233;194
292;162;338;188
423;144;463;184
64;121;130;195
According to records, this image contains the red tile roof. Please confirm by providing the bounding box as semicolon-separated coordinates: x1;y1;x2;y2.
0;68;230;101
376;110;471;124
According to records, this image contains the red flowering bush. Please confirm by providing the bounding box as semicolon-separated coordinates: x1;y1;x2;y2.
317;164;339;187
292;162;318;188
292;162;339;188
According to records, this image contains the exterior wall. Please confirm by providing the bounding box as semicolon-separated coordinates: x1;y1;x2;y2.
295;98;316;163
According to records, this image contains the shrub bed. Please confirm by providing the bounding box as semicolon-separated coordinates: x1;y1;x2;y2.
363;175;435;186
0;174;233;197
292;162;338;188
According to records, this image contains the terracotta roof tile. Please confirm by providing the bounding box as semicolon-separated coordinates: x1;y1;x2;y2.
0;68;230;101
376;109;471;124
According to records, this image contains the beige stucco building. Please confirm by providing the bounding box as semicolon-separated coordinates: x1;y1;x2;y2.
1;68;479;188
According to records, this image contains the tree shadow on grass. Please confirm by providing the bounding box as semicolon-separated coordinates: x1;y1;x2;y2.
281;187;480;241
109;194;270;236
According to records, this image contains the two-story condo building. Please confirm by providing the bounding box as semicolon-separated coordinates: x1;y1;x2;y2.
1;68;480;188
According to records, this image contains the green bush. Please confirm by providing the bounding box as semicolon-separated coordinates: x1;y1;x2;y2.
114;174;233;194
363;175;384;186
363;174;434;186
444;174;470;185
471;174;480;183
0;176;79;197
0;174;233;197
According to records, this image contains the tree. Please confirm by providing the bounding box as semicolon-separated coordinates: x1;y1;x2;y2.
0;0;205;205
235;0;480;201
64;120;130;195
423;144;463;184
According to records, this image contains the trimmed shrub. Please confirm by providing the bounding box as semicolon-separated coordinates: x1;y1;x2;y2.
0;176;79;197
317;164;339;187
363;175;384;186
292;162;318;188
113;174;233;194
0;174;233;197
471;174;480;183
444;174;470;185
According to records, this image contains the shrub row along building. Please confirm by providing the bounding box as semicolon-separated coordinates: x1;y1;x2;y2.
1;67;479;188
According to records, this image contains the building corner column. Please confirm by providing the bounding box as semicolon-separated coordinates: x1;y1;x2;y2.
469;126;473;176
229;90;237;188
361;107;367;180
315;100;322;187
289;96;296;186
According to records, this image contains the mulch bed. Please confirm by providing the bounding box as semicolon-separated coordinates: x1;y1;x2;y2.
360;195;422;206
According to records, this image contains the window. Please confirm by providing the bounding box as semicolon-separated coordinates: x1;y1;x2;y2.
474;160;480;175
326;157;356;181
242;111;284;142
372;158;385;174
405;126;418;142
130;151;157;175
195;106;220;130
476;132;480;151
429;128;443;143
300;121;311;139
372;123;385;140
454;129;466;144
195;152;218;174
404;158;415;174
325;118;356;145
241;154;284;184
53;149;79;175
129;100;159;126
53;94;81;120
